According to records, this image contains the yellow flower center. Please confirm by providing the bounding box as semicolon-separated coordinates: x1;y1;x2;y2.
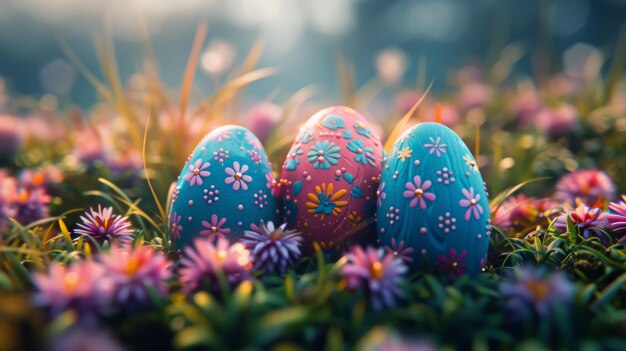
525;278;550;302
370;261;384;280
234;172;242;180
414;188;423;197
376;190;381;197
126;257;140;275
215;250;227;263
470;199;477;206
211;226;218;233
63;272;80;293
193;169;200;176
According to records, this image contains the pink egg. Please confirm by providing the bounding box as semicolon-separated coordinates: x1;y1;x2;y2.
279;106;384;254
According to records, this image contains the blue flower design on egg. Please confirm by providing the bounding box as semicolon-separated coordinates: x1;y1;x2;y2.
298;128;315;144
285;146;303;171
322;115;345;130
353;120;372;138
347;139;376;166
307;140;341;169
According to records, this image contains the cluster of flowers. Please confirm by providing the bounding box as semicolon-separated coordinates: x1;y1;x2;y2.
0;167;61;230
493;168;626;245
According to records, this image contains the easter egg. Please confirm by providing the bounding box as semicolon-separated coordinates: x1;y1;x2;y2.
168;125;278;248
279;106;384;253
377;122;490;275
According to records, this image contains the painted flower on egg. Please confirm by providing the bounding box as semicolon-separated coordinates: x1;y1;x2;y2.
279;106;384;253
377;122;490;276
169;125;277;249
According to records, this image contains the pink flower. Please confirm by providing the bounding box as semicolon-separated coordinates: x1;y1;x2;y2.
209;129;231;142
99;243;172;304
384;238;414;264
179;237;252;294
555;169;616;208
225;161;252;190
74;205;133;244
265;172;277;196
555;204;608;239
535;104;577;136
606;195;626;236
169;212;183;240
459;187;484;221
245;103;281;144
436;248;467;277
200;214;231;241
403;176;436;209
183;159;210;187
32;260;107;316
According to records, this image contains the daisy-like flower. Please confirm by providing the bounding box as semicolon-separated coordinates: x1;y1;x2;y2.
99;243;172;305
555;204;608;239
169;212;183;240
436;248;467;277
340;246;408;310
555;169;616;208
209;129;231;142
376;182;387;208
384;238;414;263
606;195;626;236
13;186;51;225
284;145;303;171
353;120;372;138
347;139;376;166
459;187;483;221
403;176;435;209
463;154;479;172
179;237;252;294
305;182;348;220
424;136;447;157
32;260;107;316
74;205;133;244
224;161;252;190
199;214;231;241
184;159;210;187
307;140;341;169
265;172;278;196
500;266;574;319
242;221;303;275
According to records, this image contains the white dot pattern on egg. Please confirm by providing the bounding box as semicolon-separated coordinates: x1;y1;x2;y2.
377;122;490;276
168;125;277;248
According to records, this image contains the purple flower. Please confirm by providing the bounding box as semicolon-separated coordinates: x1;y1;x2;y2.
436;248;467;277
423;136;447;157
403;176;436;209
199;214;231;241
500;267;574;318
340;246;408;310
74;205;134;244
555;204;608;238
384;238;414;264
0;115;21;156
99;243;172;304
224;161;252;190
555;169;616;208
51;327;123;351
376;181;387;208
13;187;51;225
32;260;107;317
169;212;183;240
535;104;577;137
243;221;303;275
606;195;626;238
179;237;252;294
184;159;210;187
245;103;281;143
459;187;484;221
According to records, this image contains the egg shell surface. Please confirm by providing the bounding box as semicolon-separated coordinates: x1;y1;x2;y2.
169;125;278;248
377;122;491;275
279;106;384;253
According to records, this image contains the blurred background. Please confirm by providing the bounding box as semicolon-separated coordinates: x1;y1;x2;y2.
1;0;625;109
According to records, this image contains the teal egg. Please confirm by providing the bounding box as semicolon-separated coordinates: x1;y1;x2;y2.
377;122;490;276
168;125;278;248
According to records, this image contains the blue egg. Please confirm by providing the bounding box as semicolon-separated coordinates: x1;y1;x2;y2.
168;125;278;248
377;122;491;276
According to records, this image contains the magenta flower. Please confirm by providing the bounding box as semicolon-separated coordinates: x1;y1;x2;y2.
265;172;277;196
376;182;387;208
424;136;447;157
169;212;183;240
225;161;252;190
13;187;51;225
555;169;616;208
32;260;107;316
179;237;252;294
436;248;467;277
500;266;573;318
245;103;281;143
243;221;303;275
403;176;436;209
555;203;608;238
535;104;577;137
74;205;133;244
184;159;210;187
200;215;231;241
384;238;415;264
459;187;483;221
340;246;408;310
99;243;172;304
606;195;626;236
